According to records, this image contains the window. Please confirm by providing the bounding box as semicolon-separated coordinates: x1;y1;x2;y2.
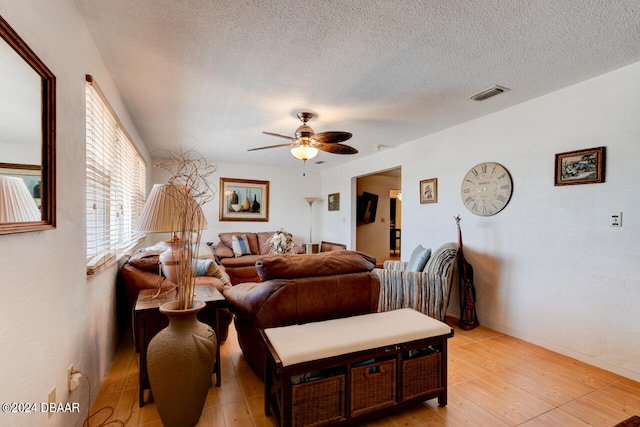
86;75;146;275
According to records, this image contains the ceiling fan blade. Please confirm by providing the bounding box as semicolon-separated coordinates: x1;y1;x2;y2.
317;143;358;155
262;131;297;141
248;143;295;151
312;131;353;144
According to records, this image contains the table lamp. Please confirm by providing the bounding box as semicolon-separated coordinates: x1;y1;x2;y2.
136;183;207;283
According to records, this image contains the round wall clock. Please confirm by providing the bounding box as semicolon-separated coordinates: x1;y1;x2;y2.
461;162;513;216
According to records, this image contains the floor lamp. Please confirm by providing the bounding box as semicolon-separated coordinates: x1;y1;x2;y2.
303;197;318;254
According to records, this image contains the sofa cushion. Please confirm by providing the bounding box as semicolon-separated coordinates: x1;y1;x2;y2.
265;230;296;254
128;250;163;273
320;241;347;252
406;245;431;272
219;232;260;255
256;250;376;281
213;242;234;259
195;243;215;260
257;231;277;254
231;234;252;256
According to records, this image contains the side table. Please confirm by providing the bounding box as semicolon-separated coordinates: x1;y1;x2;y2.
134;284;226;407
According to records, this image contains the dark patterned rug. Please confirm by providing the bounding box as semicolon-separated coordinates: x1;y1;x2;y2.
615;416;640;427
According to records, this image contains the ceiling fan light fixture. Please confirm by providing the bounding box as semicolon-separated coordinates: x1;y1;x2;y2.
291;145;319;161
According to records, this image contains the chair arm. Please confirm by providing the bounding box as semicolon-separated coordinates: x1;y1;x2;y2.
223;280;286;319
382;260;407;271
373;268;454;321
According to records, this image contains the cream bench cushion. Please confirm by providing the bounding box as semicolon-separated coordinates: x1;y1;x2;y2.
263;308;451;367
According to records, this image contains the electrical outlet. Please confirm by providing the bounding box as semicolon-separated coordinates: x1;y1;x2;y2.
68;364;81;392
610;211;622;227
47;386;55;418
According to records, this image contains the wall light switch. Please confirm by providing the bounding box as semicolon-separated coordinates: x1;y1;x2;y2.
610;211;622;227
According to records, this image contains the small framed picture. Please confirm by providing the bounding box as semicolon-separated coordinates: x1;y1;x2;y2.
554;146;605;186
328;193;340;211
420;178;438;204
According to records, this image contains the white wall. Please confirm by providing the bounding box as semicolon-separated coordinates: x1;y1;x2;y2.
321;61;640;381
0;1;150;426
150;160;321;247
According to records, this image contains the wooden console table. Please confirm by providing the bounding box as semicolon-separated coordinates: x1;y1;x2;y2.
134;284;226;407
261;309;453;426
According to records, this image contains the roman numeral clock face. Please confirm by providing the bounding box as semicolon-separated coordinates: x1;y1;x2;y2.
461;162;513;216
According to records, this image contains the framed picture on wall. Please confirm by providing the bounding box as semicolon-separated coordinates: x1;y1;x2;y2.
219;178;269;221
420;178;438;204
554;146;605;186
328;193;340;211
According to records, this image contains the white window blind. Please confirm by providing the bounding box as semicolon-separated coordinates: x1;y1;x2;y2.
86;75;146;275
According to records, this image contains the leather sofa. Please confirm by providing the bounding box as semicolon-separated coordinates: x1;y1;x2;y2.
223;250;380;380
211;231;304;284
120;245;234;341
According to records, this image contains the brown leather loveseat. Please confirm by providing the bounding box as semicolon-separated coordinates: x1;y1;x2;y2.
211;231;305;284
223;250;380;380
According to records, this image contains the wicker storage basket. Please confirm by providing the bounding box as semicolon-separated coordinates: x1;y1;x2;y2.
291;374;345;427
350;359;397;417
402;352;441;401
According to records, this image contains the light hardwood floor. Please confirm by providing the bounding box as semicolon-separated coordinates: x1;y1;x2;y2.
86;318;640;426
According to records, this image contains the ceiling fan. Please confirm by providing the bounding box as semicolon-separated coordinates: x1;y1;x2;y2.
249;112;358;168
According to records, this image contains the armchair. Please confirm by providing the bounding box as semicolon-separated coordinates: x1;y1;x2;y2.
320;240;347;252
373;242;458;321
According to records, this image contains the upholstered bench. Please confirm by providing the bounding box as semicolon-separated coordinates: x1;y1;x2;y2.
261;308;453;426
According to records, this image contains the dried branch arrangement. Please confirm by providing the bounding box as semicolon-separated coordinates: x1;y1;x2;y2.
155;147;217;309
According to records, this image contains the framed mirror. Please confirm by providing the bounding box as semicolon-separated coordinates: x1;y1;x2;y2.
0;14;56;234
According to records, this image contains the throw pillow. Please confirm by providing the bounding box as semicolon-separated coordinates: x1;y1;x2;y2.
194;259;231;286
231;234;252;257
194;243;215;260
127;250;164;273
406;245;431;272
267;230;294;254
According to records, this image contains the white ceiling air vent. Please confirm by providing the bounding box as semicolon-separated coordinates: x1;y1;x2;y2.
469;85;510;101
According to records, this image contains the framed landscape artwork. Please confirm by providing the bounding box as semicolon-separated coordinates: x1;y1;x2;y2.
219;178;269;221
420;178;438;204
328;193;340;211
554;146;605;186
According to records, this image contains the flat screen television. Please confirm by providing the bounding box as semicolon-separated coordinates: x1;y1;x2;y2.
357;192;378;224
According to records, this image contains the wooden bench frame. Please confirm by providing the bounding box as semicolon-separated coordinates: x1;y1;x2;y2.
261;316;453;426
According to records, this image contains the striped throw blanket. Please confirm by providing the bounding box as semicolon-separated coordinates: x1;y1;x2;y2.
374;242;458;321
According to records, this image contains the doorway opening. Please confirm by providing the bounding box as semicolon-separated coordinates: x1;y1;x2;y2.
355;167;401;265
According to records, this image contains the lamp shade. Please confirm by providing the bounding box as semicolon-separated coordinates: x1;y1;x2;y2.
136;183;207;233
0;176;41;222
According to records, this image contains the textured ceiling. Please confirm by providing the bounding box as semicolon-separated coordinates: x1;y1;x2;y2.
74;0;640;172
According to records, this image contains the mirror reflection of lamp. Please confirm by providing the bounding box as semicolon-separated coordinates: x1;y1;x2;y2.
0;176;41;222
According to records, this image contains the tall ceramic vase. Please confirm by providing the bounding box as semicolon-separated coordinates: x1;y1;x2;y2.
147;300;217;427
